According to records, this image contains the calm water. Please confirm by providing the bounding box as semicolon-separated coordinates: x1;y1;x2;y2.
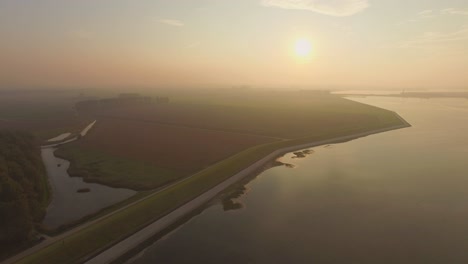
42;150;135;229
80;120;96;136
47;132;71;142
42;120;96;148
42;119;135;228
130;97;468;264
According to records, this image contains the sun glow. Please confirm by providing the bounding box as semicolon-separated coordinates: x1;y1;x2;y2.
294;38;313;57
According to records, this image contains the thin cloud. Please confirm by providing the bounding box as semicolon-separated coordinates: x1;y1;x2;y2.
260;0;369;17
402;10;435;23
160;19;184;27
400;25;468;48
417;10;435;18
441;8;468;16
402;8;468;24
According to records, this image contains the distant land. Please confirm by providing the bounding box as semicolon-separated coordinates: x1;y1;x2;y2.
2;89;410;264
336;91;468;99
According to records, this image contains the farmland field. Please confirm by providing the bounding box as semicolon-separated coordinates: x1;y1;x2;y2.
56;118;276;189
96;92;398;139
57;91;402;190
0;90;92;140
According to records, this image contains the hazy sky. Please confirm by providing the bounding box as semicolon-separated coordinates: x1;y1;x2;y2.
1;0;468;90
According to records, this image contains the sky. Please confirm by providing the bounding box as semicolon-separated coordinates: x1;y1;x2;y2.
1;0;468;90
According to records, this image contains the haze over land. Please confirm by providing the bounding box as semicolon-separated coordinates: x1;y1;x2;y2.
3;1;468;264
1;0;468;90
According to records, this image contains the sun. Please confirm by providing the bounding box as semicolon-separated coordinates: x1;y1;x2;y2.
294;38;313;57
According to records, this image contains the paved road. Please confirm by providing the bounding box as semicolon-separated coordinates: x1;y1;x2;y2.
87;117;410;264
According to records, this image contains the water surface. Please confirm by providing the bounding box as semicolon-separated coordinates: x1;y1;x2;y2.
80;120;96;136
41;120;136;229
47;132;71;142
41;120;96;148
42;148;136;228
130;97;468;264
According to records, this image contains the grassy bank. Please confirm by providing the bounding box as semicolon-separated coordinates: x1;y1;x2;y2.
54;147;182;190
15;112;405;264
37;191;154;236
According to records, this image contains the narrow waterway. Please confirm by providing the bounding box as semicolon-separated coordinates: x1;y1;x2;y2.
47;132;71;142
129;97;468;264
41;121;136;229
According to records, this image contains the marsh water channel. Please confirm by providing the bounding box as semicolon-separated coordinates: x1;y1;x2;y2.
41;121;136;229
130;97;468;264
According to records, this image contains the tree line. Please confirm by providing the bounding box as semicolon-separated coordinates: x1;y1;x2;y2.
76;94;170;113
0;130;48;249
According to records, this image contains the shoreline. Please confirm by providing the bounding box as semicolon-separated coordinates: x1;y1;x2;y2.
85;112;411;264
40;120;96;149
8;112;410;264
337;92;468;99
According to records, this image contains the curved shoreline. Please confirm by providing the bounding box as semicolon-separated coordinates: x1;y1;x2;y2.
40;120;96;149
6;113;410;264
86;112;410;264
46;132;72;143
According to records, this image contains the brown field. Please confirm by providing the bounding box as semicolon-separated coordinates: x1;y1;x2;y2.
17;91;408;263
0;119;76;129
0;117;91;143
58;92;402;190
94;95;383;139
77;118;276;173
0;91;90;140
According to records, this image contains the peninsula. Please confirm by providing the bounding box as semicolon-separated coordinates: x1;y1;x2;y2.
6;90;410;264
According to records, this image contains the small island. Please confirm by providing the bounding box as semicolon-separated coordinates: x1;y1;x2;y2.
292;149;314;158
76;188;91;193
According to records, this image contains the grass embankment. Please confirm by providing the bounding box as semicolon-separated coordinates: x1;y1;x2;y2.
37;191;154;236
16;111;405;264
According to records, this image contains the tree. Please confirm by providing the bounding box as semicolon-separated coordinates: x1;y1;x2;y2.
0;130;48;246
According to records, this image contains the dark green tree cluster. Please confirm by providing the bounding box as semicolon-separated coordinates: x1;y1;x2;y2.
0;131;48;245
